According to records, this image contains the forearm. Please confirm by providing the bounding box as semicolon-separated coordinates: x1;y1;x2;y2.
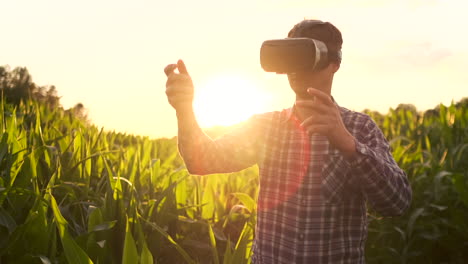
176;108;210;174
176;108;202;141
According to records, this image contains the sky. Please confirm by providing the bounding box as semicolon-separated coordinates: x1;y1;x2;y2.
1;0;467;138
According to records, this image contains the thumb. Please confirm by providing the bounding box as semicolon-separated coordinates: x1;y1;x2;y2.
177;59;189;75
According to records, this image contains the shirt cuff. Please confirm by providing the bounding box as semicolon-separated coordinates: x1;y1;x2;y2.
343;139;370;168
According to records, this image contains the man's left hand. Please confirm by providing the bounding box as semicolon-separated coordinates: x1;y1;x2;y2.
296;88;357;159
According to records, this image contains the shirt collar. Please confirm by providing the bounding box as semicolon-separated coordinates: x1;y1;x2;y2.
280;107;295;124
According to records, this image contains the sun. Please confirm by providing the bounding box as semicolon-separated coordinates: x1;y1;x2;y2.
193;74;269;128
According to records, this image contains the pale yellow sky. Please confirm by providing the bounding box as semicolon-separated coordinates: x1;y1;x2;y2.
1;0;467;138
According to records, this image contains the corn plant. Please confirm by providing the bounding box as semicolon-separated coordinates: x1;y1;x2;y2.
0;98;256;264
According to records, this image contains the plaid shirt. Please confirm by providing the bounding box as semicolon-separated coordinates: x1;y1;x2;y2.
178;104;412;263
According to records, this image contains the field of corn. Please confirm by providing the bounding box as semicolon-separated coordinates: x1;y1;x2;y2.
1;94;467;263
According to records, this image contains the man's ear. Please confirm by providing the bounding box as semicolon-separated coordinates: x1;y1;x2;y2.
330;63;340;73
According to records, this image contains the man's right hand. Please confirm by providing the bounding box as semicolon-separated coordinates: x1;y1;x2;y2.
164;59;194;113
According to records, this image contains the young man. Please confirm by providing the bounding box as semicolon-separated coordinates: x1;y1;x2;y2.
164;20;412;263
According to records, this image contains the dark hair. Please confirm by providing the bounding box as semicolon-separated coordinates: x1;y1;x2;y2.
288;20;343;64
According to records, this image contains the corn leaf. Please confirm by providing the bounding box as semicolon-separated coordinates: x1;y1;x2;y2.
50;194;93;264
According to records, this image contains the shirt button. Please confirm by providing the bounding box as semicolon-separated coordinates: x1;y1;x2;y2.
298;234;305;240
360;146;367;155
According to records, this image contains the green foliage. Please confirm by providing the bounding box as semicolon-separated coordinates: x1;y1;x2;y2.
364;101;468;263
0;96;256;263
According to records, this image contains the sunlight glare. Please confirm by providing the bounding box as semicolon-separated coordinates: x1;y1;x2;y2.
193;74;268;128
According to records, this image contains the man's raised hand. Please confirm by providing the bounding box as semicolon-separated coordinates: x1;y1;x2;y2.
296;88;357;159
164;60;194;113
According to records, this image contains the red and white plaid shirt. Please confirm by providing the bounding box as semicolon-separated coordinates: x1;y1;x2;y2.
178;104;412;263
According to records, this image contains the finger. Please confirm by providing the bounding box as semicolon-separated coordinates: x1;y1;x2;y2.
177;59;189;75
166;74;195;92
301;115;328;127
305;124;328;135
165;87;193;97
166;73;187;86
296;100;329;114
306;88;333;105
166;88;193;100
295;100;315;107
296;100;324;109
164;64;178;77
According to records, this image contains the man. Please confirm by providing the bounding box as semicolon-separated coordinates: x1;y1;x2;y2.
164;20;412;263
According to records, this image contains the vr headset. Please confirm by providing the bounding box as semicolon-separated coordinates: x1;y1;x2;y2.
260;20;342;74
260;38;329;74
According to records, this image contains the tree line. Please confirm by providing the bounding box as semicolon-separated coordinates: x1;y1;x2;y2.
0;65;87;121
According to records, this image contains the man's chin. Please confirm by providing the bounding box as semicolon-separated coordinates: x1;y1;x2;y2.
292;88;312;99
